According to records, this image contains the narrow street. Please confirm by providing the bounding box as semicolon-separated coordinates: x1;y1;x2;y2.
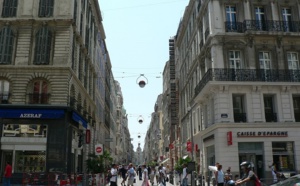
114;176;175;186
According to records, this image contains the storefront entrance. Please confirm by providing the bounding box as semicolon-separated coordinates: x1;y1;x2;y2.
238;142;264;179
1;151;13;173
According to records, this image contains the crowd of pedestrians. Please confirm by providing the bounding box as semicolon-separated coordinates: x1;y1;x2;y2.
107;163;169;186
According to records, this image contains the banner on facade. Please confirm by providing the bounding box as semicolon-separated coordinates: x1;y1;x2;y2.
187;141;192;152
95;144;103;156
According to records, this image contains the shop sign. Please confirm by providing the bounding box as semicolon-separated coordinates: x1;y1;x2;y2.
85;130;90;144
227;131;232;145
187;141;192;152
237;131;288;137
95;144;103;155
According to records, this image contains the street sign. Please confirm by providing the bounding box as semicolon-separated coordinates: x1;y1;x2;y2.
95;144;103;155
105;138;113;142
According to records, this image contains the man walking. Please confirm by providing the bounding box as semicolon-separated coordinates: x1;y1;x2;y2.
127;163;135;186
3;161;12;186
181;164;188;186
110;164;118;186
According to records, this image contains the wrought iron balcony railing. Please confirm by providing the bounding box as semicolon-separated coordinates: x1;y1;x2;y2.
225;21;244;33
225;20;300;33
28;93;50;104
195;68;300;97
265;112;277;122
234;113;247;123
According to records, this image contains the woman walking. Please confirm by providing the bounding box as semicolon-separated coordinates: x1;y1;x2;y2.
142;165;149;186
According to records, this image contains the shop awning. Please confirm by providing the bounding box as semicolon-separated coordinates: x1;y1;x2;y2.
161;158;169;164
72;112;87;129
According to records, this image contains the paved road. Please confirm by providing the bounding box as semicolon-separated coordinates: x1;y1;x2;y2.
115;176;175;186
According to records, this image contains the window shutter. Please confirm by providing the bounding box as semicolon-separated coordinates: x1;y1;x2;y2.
0;27;13;64
46;0;54;17
45;29;52;64
11;0;18;17
35;27;51;65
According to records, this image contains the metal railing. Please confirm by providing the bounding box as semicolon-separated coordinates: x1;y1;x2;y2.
195;68;300;97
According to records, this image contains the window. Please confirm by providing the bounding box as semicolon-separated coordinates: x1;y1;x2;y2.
255;7;266;30
292;96;300;122
259;51;272;81
0;80;9;103
1;0;18;17
282;8;292;32
272;142;295;172
264;95;277;122
0;27;14;64
229;50;241;69
15;151;46;173
38;0;54;17
287;52;299;70
29;80;49;104
233;94;246;122
34;27;52;65
225;5;237;31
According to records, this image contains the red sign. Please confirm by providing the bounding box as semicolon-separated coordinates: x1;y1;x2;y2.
169;143;174;150
227;131;232;146
187;141;192;152
86;130;90;144
195;144;199;152
96;146;102;153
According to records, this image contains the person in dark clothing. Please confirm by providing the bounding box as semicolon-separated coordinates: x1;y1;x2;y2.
119;165;127;186
138;166;142;180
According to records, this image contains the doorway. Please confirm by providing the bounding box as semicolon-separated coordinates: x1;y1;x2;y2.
1;151;13;173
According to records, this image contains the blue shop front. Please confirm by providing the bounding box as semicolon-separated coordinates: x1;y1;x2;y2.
0;105;87;183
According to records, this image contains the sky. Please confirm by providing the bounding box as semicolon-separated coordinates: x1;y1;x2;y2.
98;0;189;151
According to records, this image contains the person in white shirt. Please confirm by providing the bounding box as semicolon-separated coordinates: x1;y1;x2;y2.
182;164;188;186
127;163;135;186
110;164;118;186
155;163;160;184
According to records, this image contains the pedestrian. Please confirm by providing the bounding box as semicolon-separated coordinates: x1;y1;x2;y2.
149;166;155;186
181;164;188;186
235;161;260;186
127;163;136;186
110;164;118;186
212;162;219;186
155;163;160;185
3;161;12;186
224;167;232;184
138;165;142;180
119;165;127;186
142;165;149;186
269;162;278;183
215;164;224;186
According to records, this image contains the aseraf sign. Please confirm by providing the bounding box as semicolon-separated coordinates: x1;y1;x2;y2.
95;144;103;156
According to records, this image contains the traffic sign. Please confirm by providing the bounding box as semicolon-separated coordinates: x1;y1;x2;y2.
95;144;103;155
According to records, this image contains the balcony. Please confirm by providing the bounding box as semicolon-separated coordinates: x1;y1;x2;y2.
265;112;277;122
234;113;247;123
28;93;50;104
225;20;300;33
225;21;244;33
195;68;300;97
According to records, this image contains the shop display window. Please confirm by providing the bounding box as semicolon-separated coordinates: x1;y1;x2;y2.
15;151;46;173
272;142;295;172
2;124;47;137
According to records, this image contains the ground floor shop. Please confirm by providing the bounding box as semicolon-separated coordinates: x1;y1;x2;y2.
0;106;89;183
199;126;300;183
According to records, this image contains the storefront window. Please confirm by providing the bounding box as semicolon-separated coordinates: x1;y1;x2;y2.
2;124;47;137
15;151;46;173
272;142;295;172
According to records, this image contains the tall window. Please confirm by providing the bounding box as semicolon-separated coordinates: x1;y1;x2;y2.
229;50;241;69
0;27;14;64
38;0;54;17
293;96;300;122
34;27;52;65
2;0;18;17
233;94;246;122
29;80;49;104
225;5;237;31
259;51;272;81
255;7;265;30
287;52;299;70
282;8;292;32
264;95;277;122
0;80;9;103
